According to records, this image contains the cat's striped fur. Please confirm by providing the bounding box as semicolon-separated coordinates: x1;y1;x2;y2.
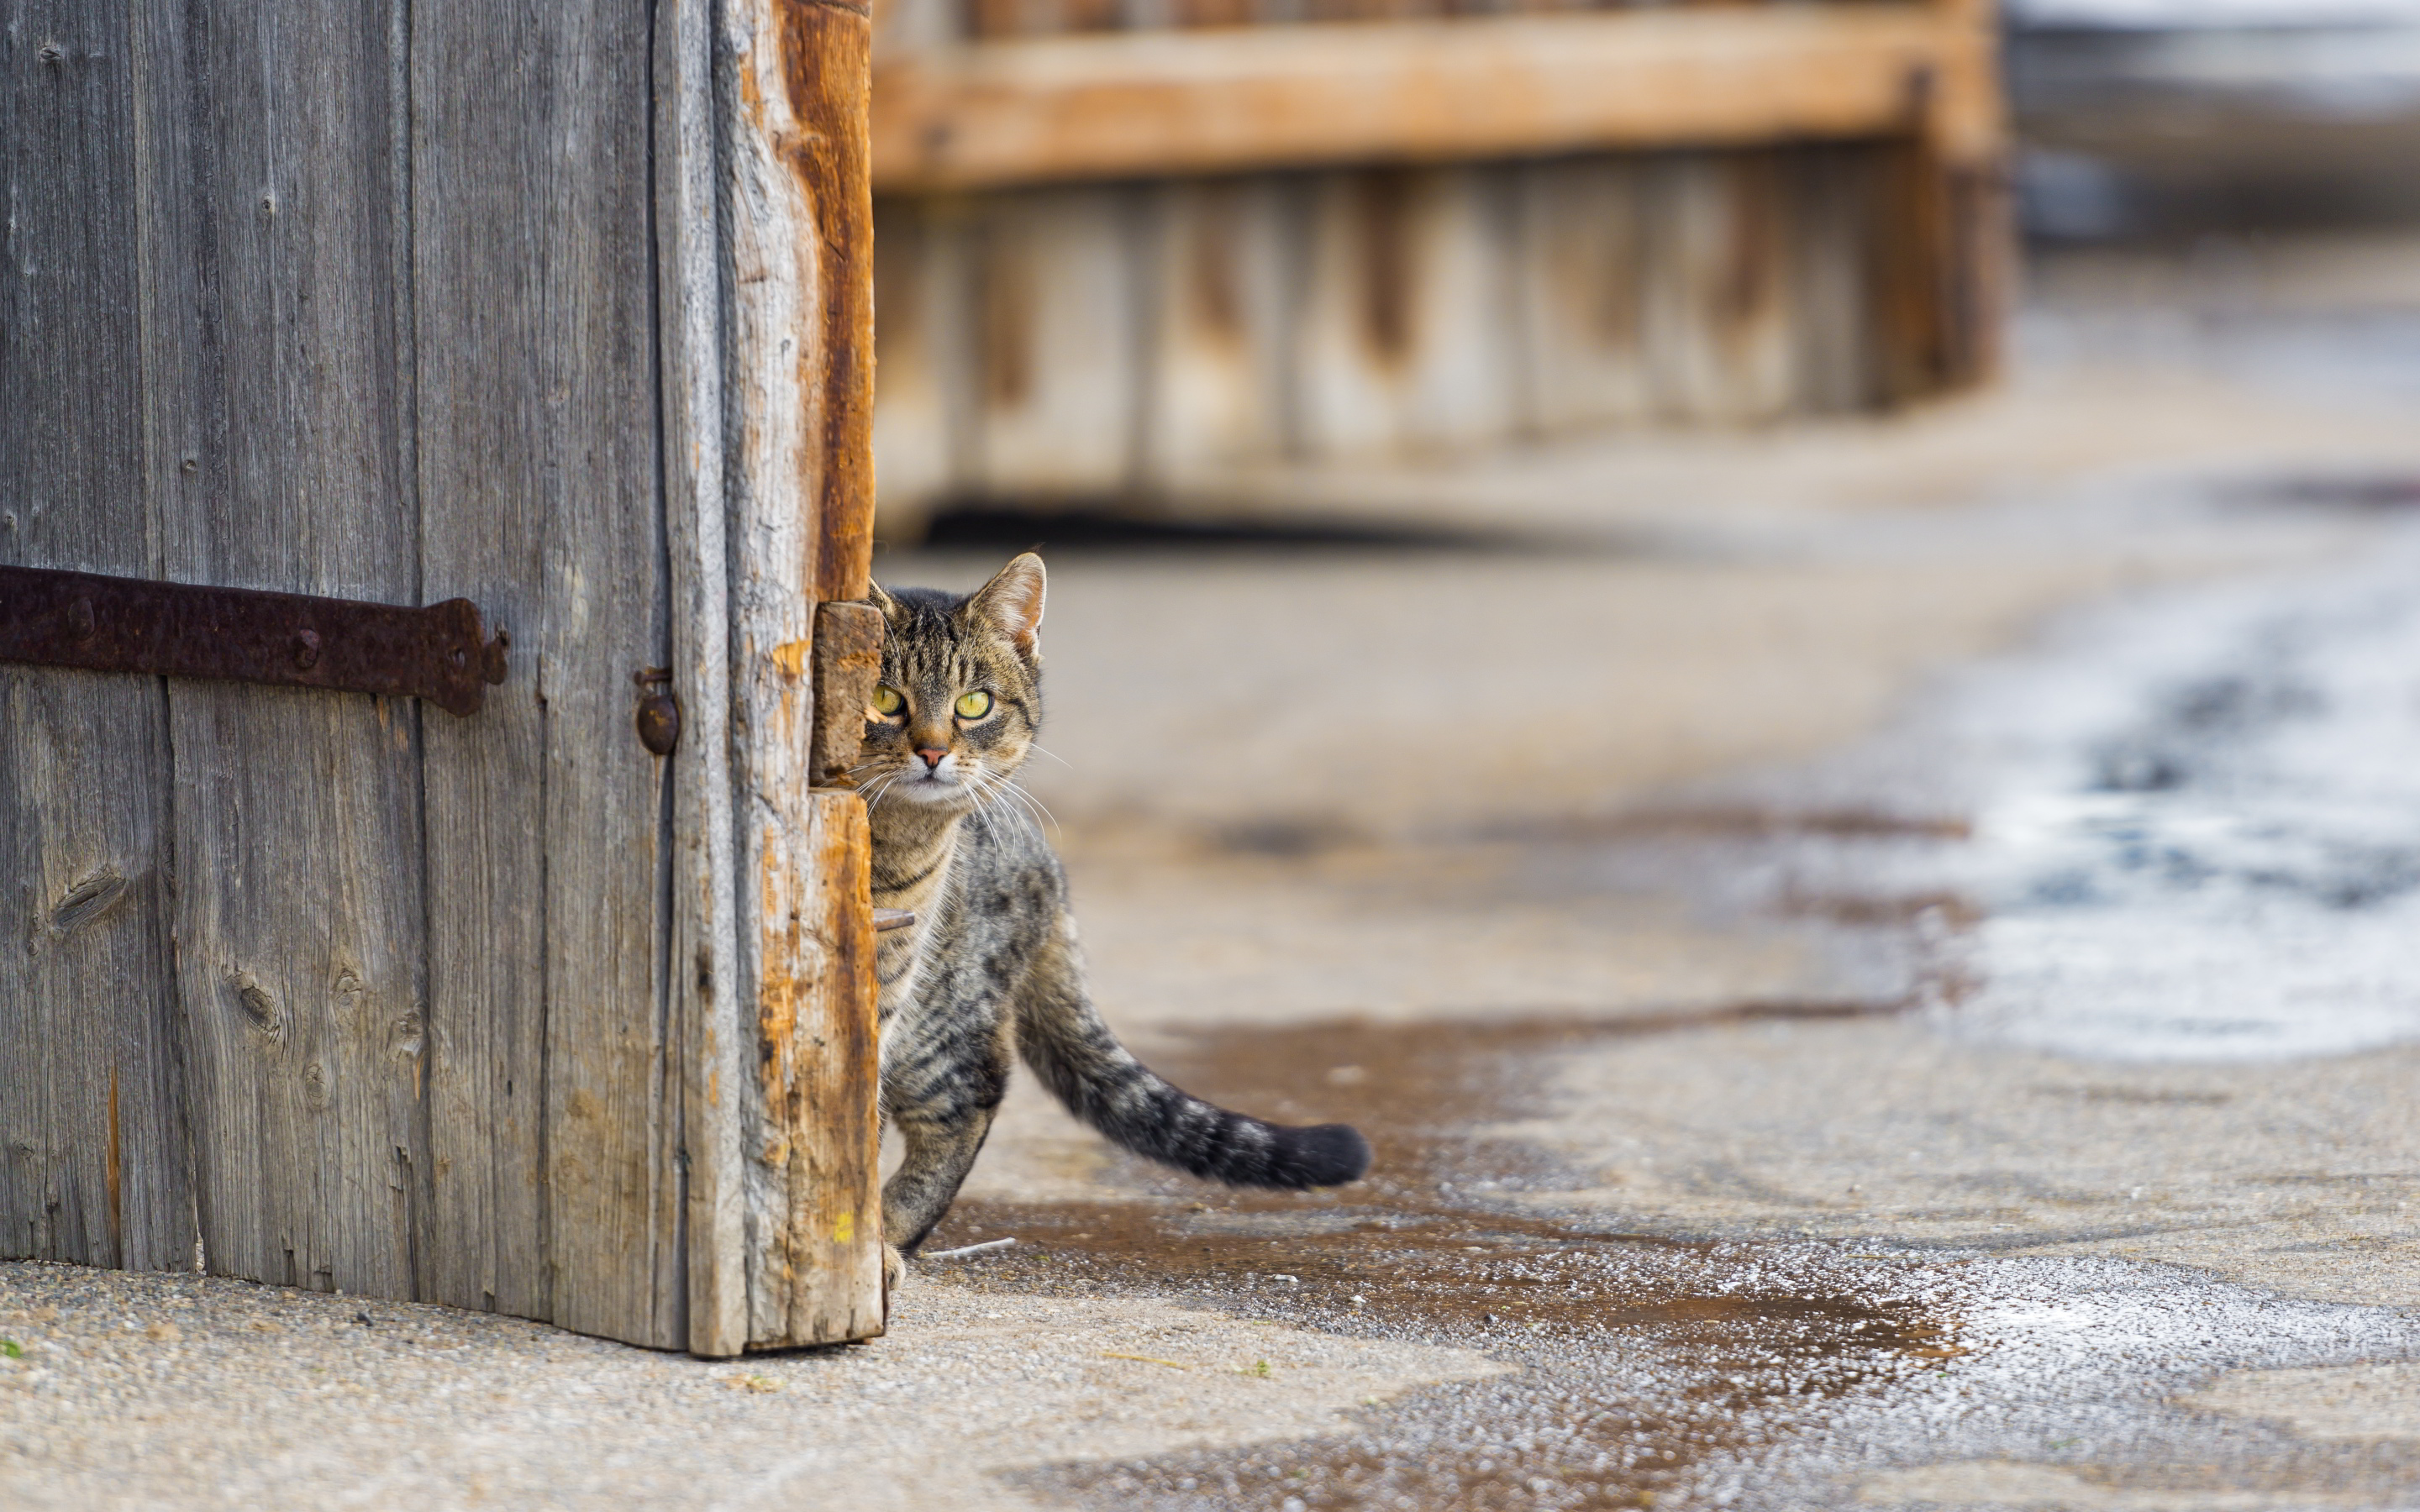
857;554;1370;1266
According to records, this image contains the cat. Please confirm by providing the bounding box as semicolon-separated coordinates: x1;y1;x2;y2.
855;552;1370;1278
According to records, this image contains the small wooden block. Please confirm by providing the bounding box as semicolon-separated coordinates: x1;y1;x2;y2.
811;601;886;787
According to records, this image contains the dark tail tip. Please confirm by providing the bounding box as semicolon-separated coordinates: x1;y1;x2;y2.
1257;1121;1371;1189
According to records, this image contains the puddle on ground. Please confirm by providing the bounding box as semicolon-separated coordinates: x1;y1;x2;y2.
926;1011;1955;1509
1914;528;2420;1063
918;1012;2420;1509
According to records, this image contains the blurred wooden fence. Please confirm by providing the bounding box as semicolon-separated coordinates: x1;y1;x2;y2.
868;0;2004;530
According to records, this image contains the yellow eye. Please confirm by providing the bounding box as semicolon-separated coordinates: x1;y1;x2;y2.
870;685;903;718
954;690;993;720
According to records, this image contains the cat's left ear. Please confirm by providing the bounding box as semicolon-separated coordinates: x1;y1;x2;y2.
966;552;1045;658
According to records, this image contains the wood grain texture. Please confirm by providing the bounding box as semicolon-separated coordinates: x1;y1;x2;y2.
747;790;883;1345
871;5;1981;191
658;0;750;1360
722;0;889;1347
812;602;886;789
791;2;881;605
136;0;430;1301
0;0;192;1273
865;0;2007;527
414;0;677;1346
1786;145;1885;416
1869;139;1975;405
11;0;886;1352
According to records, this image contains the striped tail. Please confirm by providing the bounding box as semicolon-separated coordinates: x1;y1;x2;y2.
1016;975;1370;1189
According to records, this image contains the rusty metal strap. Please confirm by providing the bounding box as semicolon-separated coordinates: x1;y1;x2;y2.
0;564;508;717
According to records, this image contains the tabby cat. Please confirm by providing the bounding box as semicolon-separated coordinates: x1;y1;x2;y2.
857;552;1370;1273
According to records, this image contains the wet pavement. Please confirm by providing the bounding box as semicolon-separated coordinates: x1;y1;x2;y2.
904;489;2420;1506
1924;526;2420;1063
924;1000;2420;1509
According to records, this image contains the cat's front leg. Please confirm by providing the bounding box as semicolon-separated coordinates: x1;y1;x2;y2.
881;1097;1002;1256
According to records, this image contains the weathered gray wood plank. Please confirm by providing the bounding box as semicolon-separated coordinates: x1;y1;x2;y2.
134;0;429;1299
658;0;747;1359
405;9;547;1323
413;0;677;1345
0;0;192;1274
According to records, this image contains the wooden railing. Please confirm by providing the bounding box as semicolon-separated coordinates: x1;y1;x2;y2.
866;0;2005;527
874;3;1997;192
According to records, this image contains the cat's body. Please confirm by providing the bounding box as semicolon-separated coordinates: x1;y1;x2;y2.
859;555;1370;1263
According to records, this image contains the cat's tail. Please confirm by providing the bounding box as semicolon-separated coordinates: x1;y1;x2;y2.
1015;943;1370;1189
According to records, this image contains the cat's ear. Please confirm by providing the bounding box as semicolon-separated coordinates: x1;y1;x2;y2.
865;580;899;617
966;552;1045;658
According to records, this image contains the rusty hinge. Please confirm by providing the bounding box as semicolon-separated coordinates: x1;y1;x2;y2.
0;564;508;717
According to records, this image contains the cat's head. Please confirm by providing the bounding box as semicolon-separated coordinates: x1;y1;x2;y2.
857;552;1046;816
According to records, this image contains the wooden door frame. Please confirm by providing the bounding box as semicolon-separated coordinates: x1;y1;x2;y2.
0;0;883;1357
660;0;887;1355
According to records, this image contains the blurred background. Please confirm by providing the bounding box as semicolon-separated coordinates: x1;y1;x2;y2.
861;0;2420;1212
862;0;2420;867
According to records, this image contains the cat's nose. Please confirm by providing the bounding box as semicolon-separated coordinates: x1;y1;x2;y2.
914;746;949;770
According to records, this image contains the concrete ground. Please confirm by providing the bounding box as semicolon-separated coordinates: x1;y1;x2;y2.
10;236;2420;1508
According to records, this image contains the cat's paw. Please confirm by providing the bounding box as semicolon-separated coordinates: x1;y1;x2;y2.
881;1241;905;1312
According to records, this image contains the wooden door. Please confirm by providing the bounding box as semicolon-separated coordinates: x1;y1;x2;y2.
1;0;881;1354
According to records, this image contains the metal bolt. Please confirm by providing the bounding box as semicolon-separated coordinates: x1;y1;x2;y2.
65;597;96;644
634;668;679;756
292;627;321;669
636;691;681;756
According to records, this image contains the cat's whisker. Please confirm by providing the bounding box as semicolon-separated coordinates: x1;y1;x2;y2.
976;777;1045;840
957;765;1000;821
999;779;1059;837
964;776;999;829
1028;743;1075;770
971;769;1042;838
971;770;1026;836
992;774;1060;832
862;769;908;816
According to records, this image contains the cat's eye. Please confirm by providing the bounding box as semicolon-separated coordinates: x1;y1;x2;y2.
870;685;904;718
954;690;993;721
